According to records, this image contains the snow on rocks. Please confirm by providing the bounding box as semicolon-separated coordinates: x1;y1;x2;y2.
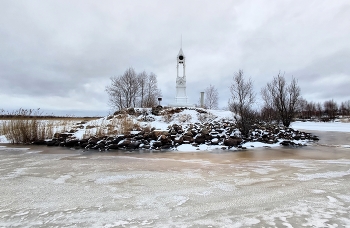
26;107;319;152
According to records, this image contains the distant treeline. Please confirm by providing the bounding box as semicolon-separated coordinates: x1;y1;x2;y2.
0;114;101;120
0;108;102;120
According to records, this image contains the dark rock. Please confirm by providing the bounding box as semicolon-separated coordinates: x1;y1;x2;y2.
182;135;194;143
65;140;80;148
201;128;209;135
224;138;242;147
32;140;47;145
152;141;162;148
159;134;172;146
174;136;183;145
46;140;56;146
280;140;293;146
118;139;131;148
161;144;173;150
151;106;163;116
194;134;206;144
311;135;319;140
128;141;141;149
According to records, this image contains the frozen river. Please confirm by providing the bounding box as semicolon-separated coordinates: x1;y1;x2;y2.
1;131;350;227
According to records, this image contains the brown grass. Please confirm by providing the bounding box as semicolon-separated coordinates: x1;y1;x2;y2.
0;109;156;142
80;114;142;139
0;109;100;143
0;109;53;143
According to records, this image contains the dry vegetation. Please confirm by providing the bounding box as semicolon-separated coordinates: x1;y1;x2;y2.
0;109;99;144
0;108;150;144
84;114;144;138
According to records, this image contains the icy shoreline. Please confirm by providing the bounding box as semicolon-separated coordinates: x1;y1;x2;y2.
1;108;349;151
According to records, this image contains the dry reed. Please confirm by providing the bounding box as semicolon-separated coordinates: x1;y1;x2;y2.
0;109;54;144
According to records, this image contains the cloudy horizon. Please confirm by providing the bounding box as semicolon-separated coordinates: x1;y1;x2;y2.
1;0;349;116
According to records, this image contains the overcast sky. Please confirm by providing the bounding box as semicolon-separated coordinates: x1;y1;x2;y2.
1;0;349;116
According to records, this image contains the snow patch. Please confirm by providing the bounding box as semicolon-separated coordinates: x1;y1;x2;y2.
292;121;350;132
210;181;236;192
53;174;72;184
311;189;326;194
326;196;338;203
295;169;350;181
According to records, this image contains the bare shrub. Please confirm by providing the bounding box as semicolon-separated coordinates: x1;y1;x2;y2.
119;116;135;134
197;113;208;123
104;114;139;135
261;72;301;127
162;113;174;123
196;112;216;123
178;114;192;123
206;112;217;122
228;70;256;136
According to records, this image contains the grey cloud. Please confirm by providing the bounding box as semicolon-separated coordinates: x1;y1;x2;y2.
1;0;350;114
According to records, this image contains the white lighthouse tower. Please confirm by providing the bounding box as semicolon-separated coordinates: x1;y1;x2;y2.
174;48;189;106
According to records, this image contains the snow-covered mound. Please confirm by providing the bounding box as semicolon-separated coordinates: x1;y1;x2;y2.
18;107;319;152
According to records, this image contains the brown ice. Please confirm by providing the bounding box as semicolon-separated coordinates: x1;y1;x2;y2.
0;131;350;227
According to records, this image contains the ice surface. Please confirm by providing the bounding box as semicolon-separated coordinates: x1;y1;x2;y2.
53;175;72;184
1;144;350;227
295;169;350;181
292;121;350;132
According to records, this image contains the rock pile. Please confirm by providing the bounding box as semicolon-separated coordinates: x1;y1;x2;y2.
32;119;319;151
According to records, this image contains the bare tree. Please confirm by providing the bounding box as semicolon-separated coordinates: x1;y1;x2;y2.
323;99;338;120
261;72;301;127
228;70;256;136
260;105;279;124
204;84;219;109
316;102;323;119
143;72;162;107
340;100;350;117
106;68;161;110
297;98;308;119
106;67;138;110
345;100;350;116
138;71;147;108
305;101;317;119
296;98;317;119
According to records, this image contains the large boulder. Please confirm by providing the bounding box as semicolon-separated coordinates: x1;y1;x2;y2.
174;136;183;145
211;138;219;145
194;134;206;144
108;144;119;150
151;106;163;116
118;139;131;148
182;135;194;143
224;138;242;147
128;141;141;149
152;141;163;148
159;134;172;146
64;139;80;148
31;140;47;145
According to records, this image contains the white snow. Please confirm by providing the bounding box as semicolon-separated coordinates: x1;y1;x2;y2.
291;121;350;132
294;169;350;181
53;174;72;184
0;135;9;143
